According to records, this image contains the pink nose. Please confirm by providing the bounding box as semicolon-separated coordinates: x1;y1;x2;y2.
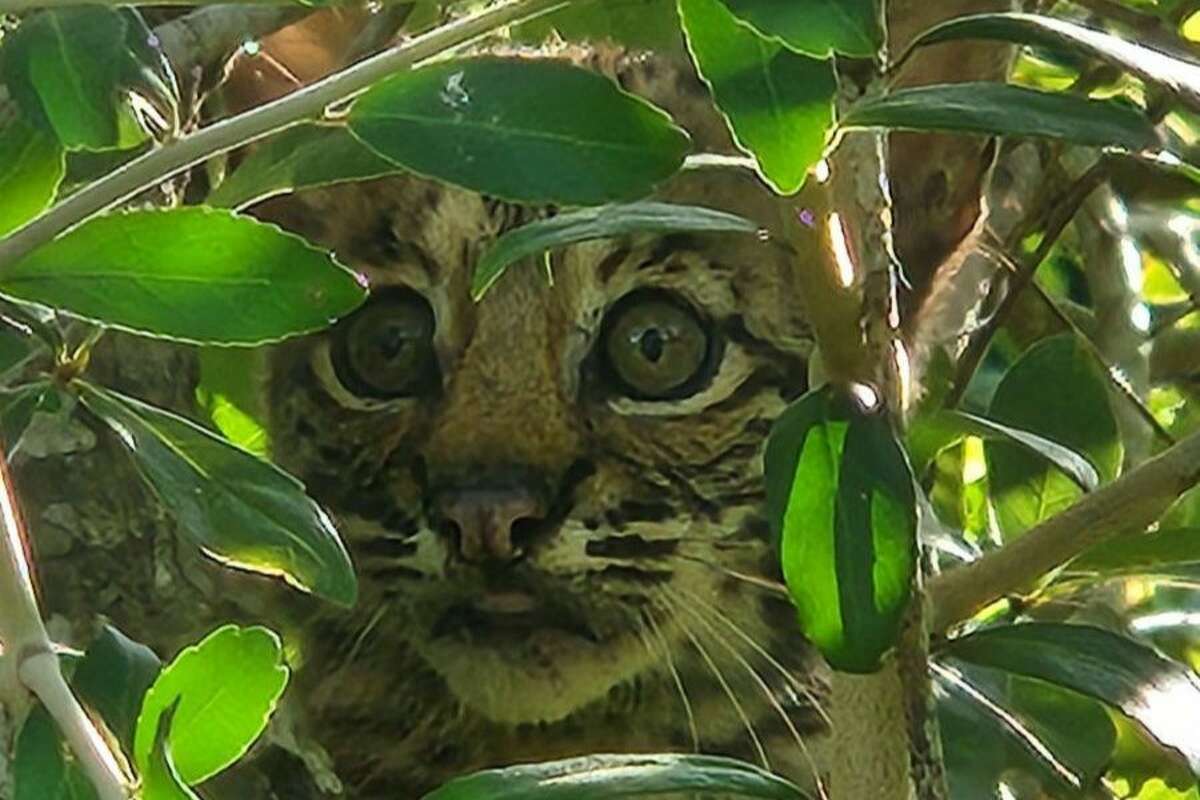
434;488;545;563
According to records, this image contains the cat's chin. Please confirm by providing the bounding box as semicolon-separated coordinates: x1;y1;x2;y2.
416;626;654;724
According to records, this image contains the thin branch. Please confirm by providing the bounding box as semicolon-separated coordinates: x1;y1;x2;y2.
928;427;1200;632
0;0;570;271
0;451;129;800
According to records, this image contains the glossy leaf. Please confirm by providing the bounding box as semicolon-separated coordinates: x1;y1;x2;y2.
936;662;1114;798
945;622;1200;774
473;202;758;298
134;625;289;786
12;706;97;800
73;625;162;753
764;386;916;673
986;335;1121;539
349;57;690;205
907;12;1200;114
719;0;880;57
1069;528;1200;575
141;703;200;800
906;409;1099;490
422;753;808;800
0;117;65;237
841;83;1158;151
516;0;682;50
680;0;836;195
77;383;357;606
206;124;395;210
3;208;366;345
196;347;270;458
0;7;178;150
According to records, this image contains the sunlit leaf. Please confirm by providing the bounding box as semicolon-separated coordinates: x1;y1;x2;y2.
765;386;916;673
680;0;836;194
906;408;1100;490
841;83;1158;150
141;703;199;800
0;117;64;238
422;753;809;800
945;622;1200;775
516;0;682;50
134;625;289;786
3;208;367;345
986;335;1121;539
349;57;690;204
77;383;357;606
196;348;269;458
206;124;396;210
0;7;178;150
719;0;880;57
473;202;758;298
906;12;1200;114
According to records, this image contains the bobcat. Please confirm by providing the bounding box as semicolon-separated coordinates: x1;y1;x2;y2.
16;5;1008;798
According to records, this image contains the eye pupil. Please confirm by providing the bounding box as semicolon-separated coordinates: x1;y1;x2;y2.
639;328;666;363
331;290;439;399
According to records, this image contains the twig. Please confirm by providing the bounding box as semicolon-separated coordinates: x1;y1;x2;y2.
0;0;570;271
928;427;1200;632
0;451;129;799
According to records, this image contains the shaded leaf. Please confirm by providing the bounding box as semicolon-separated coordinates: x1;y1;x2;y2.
73;625;162;753
12;706;98;800
206;123;396;210
680;0;836;194
516;0;682;50
944;622;1200;775
765;386;916;673
719;0;880;58
77;383;357;606
196;347;270;458
986;335;1121;539
1070;528;1200;575
349;57;690;204
0;117;65;237
907;12;1200;114
473;202;758;298
141;702;200;800
0;382;63;459
422;753;808;800
841;83;1158;150
906;408;1099;490
3;208;366;345
134;625;289;786
0;7;177;150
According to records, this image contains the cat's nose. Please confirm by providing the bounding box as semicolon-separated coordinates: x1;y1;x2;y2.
433;487;546;563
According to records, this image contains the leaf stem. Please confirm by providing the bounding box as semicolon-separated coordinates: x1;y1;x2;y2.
0;449;130;800
0;0;570;271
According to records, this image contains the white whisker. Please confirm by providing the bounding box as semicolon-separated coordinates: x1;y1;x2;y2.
639;607;700;753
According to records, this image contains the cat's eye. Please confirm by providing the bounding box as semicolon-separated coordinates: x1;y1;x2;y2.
600;291;713;400
330;290;439;399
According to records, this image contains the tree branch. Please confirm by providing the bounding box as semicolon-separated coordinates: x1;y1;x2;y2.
0;450;129;800
0;0;569;271
928;427;1200;632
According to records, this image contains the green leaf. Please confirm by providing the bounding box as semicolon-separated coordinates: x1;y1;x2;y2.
77;383;357;607
73;625;162;753
841;83;1159;151
0;8;178;150
3;208;367;345
515;0;683;50
13;706;98;800
680;0;836;195
348;57;690;205
141;703;200;800
719;0;880;58
134;625;289;786
1069;528;1200;575
936;662;1114;798
986;335;1121;539
422;753;809;800
906;409;1100;490
906;12;1200;115
0;382;63;459
944;622;1200;775
473;202;758;298
206;123;396;210
0;117;65;238
196;347;270;458
764;386;917;673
